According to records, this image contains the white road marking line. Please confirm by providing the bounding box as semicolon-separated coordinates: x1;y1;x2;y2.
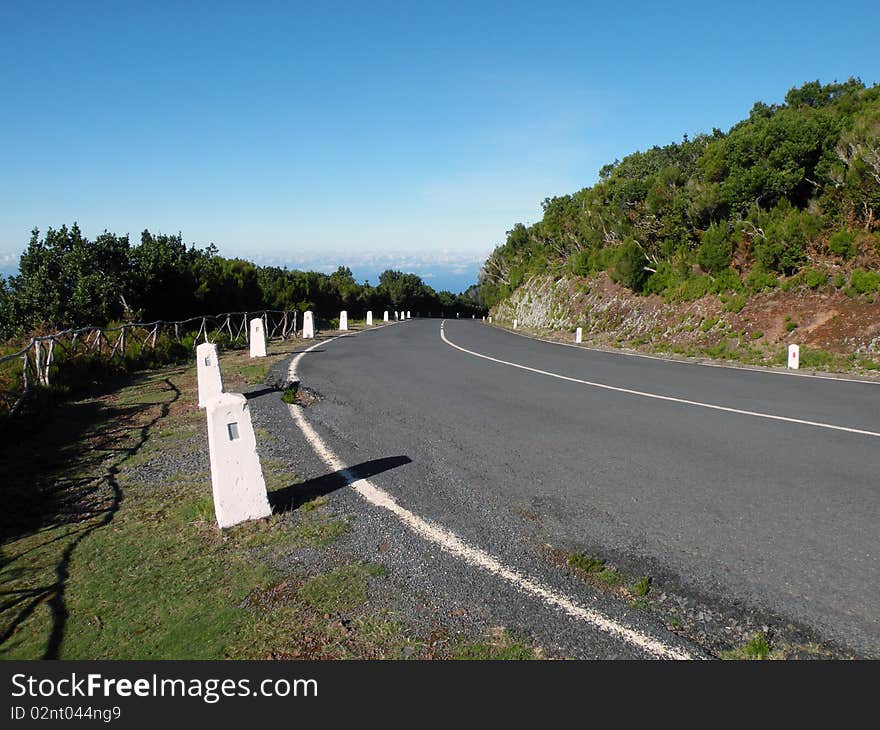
488;321;880;386
441;322;880;439
286;334;694;660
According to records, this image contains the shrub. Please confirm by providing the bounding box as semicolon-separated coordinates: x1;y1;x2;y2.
804;268;827;289
611;238;649;292
746;266;779;292
849;269;880;295
799;348;836;368
713;267;745;293
723;294;747;313
643;261;677;296
568;553;605;573
697;222;733;273
743;632;772;660
281;383;299;404
753;205;820;274
568;250;592;277
828;230;857;259
673;275;714;301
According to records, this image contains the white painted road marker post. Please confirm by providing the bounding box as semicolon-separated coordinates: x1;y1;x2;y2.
513;318;518;329
303;311;315;338
249;318;267;358
488;316;492;324
407;310;411;319
383;310;389;322
575;327;583;344
205;392;272;529
339;310;348;331
788;344;800;369
366;311;373;326
196;342;223;408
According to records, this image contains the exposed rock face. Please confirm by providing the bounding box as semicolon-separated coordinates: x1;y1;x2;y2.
492;272;880;357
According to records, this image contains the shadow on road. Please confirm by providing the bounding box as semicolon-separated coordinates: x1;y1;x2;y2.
270;456;411;513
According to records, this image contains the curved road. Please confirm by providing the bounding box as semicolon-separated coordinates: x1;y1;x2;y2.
295;318;879;656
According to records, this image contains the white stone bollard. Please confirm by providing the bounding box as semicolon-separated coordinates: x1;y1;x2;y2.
472;314;475;319
513;319;518;329
788;344;800;369
383;310;389;322
205;393;272;529
303;311;315;338
339;310;348;331
249;318;267;358
366;311;373;326
407;311;411;319
196;342;223;408
488;316;492;324
575;327;583;344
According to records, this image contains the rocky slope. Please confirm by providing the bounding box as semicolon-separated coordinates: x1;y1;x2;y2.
492;273;880;370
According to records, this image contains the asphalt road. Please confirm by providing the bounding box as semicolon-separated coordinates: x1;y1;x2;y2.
294;318;880;656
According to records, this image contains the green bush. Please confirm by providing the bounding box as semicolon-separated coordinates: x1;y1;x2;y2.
746;266;779;292
723;294;747;313
643;261;677;296
713;267;745;293
804;268;828;289
799;348;836;368
611;238;649;292
828;230;857;259
673;275;714;301
753;204;821;275
697;222;733;273
849;269;880;295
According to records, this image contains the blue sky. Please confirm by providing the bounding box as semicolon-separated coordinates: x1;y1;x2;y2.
2;0;879;290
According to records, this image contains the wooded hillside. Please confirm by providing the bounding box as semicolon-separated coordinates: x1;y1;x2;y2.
479;79;880;307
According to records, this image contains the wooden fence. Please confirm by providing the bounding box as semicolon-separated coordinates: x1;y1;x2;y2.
0;310;298;416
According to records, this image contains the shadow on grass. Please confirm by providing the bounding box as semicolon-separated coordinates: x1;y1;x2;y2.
0;377;180;659
269;456;411;513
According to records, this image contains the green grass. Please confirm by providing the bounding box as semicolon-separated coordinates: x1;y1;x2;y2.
281;383;299;404
227;361;270;384
451;630;537;660
720;632;773;660
596;567;623;587
567;553;606;573
298;563;386;613
567;552;623;587
0;359;349;660
723;294;747;313
633;576;651;597
300;495;327;512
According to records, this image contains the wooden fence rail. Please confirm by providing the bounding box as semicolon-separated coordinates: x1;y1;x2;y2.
0;309;298;417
